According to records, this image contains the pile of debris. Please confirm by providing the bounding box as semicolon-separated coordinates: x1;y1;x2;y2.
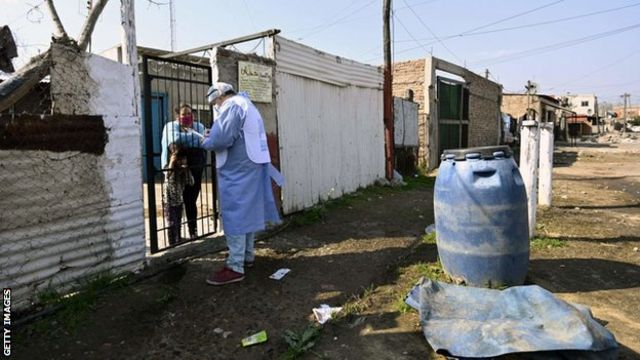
594;131;639;144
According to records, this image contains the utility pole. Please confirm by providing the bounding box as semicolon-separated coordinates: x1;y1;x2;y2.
485;69;489;79
169;0;176;51
525;80;536;120
383;0;394;181
621;93;630;133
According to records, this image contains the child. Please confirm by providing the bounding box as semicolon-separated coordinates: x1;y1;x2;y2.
162;144;194;245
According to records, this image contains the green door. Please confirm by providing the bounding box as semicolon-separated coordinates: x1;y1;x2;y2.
437;77;469;158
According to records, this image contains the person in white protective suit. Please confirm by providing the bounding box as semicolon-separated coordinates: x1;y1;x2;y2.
202;82;283;285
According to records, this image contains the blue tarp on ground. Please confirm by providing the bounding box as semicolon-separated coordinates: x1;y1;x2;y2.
406;279;618;359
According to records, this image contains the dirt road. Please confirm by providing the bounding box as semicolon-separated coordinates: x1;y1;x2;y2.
14;142;640;359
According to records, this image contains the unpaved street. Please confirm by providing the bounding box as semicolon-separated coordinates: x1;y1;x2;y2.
14;143;640;359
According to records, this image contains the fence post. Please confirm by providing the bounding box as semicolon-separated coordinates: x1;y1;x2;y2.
520;120;540;238
538;122;554;207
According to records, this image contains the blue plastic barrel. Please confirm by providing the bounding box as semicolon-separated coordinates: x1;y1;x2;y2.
434;145;529;287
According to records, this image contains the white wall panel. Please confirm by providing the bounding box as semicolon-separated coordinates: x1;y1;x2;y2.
275;70;385;214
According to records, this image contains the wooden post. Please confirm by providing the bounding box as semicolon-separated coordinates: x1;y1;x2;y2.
120;0;140;117
538;122;554;207
383;0;394;180
520;120;540;238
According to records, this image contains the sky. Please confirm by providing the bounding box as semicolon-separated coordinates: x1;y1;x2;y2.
2;0;639;104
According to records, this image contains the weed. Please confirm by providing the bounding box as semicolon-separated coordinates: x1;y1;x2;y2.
292;206;327;226
282;323;325;360
422;232;436;244
531;237;567;250
28;272;131;334
156;289;176;305
404;175;436;190
340;284;375;317
288;176;436;227
395;296;412;314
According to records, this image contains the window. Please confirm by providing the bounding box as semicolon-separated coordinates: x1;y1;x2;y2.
581;100;589;107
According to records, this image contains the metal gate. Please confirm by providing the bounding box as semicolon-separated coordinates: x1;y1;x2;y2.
437;76;469;157
141;55;218;253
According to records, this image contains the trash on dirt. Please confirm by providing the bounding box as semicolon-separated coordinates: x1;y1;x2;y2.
269;268;291;280
213;328;224;335
391;170;407;187
633;247;639;252
405;279;618;359
348;316;366;329
424;224;436;235
241;330;268;347
312;304;342;324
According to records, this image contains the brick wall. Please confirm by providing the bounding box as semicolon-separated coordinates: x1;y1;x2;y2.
502;94;529;119
465;71;501;148
392;57;502;169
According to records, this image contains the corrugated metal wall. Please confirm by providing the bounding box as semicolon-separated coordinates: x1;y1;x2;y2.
271;37;385;214
0;45;145;310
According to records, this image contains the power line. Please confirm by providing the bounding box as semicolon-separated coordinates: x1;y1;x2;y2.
394;12;432;55
545;49;640;90
298;0;378;40
241;0;258;32
383;0;566;61
395;2;640;43
473;22;640;67
461;0;564;36
401;0;463;63
5;1;44;26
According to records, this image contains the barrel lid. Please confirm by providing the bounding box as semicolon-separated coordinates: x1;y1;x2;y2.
441;145;512;161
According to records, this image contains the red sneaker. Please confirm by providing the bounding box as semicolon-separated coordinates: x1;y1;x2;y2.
206;267;245;286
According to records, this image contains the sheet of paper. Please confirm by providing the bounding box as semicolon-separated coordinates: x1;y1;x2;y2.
269;268;291;280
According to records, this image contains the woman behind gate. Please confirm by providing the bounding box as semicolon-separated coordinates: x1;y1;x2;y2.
161;103;207;240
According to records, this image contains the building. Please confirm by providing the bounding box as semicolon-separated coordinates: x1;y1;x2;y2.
393;56;502;170
566;94;598;116
612;105;640;120
502;93;574;139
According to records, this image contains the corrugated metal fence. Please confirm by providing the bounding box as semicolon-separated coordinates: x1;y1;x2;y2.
270;37;385;214
0;44;145;311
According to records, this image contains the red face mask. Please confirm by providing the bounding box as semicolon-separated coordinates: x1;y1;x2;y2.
179;114;193;127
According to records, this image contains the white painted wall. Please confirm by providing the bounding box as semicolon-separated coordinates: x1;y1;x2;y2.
567;94;597;116
394;97;419;147
270;37;385;214
0;44;145;310
519;120;540;239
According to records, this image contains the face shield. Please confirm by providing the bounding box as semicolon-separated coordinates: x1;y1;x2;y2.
206;82;234;106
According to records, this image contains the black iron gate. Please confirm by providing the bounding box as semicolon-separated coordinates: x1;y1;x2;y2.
141;55;218;254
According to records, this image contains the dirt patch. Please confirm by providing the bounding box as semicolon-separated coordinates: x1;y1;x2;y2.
12;143;640;359
13;179;435;360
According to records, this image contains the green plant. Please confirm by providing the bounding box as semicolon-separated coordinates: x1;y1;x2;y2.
631;116;640;126
292;206;327;226
32;273;131;332
531;237;567;250
422;232;436;244
282;323;324;360
340;284;375;317
395;295;412;314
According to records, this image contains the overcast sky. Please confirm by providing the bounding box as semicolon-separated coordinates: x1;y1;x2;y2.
3;0;639;103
